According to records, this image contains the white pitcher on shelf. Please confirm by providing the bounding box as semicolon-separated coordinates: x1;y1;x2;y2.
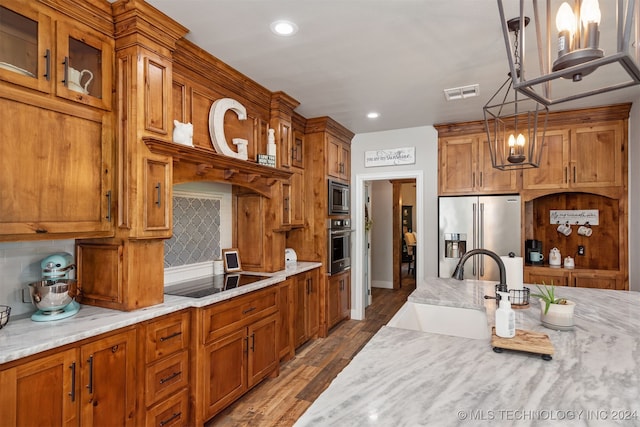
67;67;93;95
549;247;562;267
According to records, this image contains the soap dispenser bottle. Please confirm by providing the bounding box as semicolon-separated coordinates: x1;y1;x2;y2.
495;291;515;338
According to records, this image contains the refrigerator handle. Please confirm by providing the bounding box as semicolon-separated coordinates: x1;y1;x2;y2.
479;203;485;277
472;203;477;276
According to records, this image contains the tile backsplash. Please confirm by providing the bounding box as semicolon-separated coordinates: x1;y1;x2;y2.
0;239;76;318
164;195;221;267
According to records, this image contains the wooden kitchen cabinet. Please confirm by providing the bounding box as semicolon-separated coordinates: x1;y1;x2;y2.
437;133;518;195
522;123;624;191
292;129;305;168
328;270;350;330
289;169;306;227
326;134;351;181
54;19;113;110
278;278;294;361
525;267;623;290
0;0;53;94
524;267;569;287
193;287;279;424
294;268;320;348
79;329;137;426
138;310;191;427
76;239;165;311
0;327;137;427
0;0;114;241
0;348;79;426
0;0;113;110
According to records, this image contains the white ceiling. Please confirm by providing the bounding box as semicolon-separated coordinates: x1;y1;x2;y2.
145;0;640;134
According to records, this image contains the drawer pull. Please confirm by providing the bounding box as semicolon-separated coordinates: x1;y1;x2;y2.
159;412;182;426
159;371;181;384
242;307;256;314
160;331;182;342
69;362;76;402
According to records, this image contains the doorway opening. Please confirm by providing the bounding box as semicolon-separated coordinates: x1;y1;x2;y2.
352;170;424;321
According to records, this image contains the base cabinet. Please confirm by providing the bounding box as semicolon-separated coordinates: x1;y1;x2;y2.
0;327;137;427
193;287;279;424
525;267;623;290
0;348;78;426
294;269;320;348
139;311;191;427
328;271;350;330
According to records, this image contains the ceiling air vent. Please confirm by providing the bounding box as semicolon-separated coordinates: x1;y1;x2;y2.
444;84;480;101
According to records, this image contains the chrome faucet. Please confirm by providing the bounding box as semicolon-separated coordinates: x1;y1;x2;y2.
451;248;507;287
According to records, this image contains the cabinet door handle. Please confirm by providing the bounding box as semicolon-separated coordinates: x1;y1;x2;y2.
69;362;76;402
243;306;256;314
564;166;568;183
105;190;112;222
160;412;182;426
160;331;182;342
250;333;255;351
573;166;576;183
159;371;181;384
155;182;162;207
472;172;476;188
307;278;311;294
86;355;94;394
479;172;483;188
62;56;69;86
44;49;50;81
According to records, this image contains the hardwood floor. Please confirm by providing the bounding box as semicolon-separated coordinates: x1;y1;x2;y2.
206;271;416;426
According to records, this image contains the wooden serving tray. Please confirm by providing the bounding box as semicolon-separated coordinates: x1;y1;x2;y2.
491;328;554;361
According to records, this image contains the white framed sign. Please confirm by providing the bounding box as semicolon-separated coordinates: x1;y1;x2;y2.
364;147;415;167
550;209;599;226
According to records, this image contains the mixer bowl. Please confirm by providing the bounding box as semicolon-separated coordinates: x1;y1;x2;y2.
28;280;77;313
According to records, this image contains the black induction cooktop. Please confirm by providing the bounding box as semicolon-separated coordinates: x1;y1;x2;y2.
164;273;270;298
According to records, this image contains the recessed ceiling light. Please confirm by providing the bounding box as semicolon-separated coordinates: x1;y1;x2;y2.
367;112;380;119
270;20;298;36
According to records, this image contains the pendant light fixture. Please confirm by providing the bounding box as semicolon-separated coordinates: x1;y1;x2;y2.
484;17;549;170
496;0;640;106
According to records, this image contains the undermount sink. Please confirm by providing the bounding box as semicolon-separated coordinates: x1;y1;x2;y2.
387;301;489;340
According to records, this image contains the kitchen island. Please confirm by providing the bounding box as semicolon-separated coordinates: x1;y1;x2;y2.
295;278;640;426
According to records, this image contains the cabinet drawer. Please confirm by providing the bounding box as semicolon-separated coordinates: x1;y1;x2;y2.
145;350;189;407
202;287;278;343
145;388;190;427
144;311;190;363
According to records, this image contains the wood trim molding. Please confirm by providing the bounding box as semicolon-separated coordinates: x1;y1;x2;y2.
305;116;355;141
143;137;291;197
435;103;632;138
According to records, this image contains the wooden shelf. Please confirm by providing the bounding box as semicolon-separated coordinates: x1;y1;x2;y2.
143;137;292;197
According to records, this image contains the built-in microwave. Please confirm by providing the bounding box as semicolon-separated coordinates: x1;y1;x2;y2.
328;179;350;215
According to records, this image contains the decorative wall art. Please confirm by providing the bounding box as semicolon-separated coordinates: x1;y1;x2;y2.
208;97;249;160
364;147;415;167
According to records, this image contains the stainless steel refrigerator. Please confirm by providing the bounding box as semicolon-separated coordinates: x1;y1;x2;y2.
438;195;521;280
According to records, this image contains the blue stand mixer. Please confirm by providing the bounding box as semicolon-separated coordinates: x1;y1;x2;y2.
28;252;80;321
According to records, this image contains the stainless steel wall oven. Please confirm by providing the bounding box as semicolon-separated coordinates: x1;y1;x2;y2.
328;218;352;275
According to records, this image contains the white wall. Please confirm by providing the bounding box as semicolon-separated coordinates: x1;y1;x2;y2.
350;125;439;320
370;180;393;288
629;102;640;292
0;240;76;318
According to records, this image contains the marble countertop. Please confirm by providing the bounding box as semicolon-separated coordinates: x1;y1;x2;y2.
295;278;640;426
0;261;321;365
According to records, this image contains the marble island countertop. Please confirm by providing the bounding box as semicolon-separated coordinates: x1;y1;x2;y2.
295;278;640;426
0;261;321;365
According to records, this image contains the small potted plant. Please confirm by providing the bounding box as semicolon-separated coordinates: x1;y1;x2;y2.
531;282;575;330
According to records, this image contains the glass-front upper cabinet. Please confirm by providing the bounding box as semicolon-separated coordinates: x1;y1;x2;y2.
0;1;52;93
55;20;113;110
0;1;112;110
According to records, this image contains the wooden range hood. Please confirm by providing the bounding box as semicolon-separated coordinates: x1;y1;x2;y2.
143;137;292;197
